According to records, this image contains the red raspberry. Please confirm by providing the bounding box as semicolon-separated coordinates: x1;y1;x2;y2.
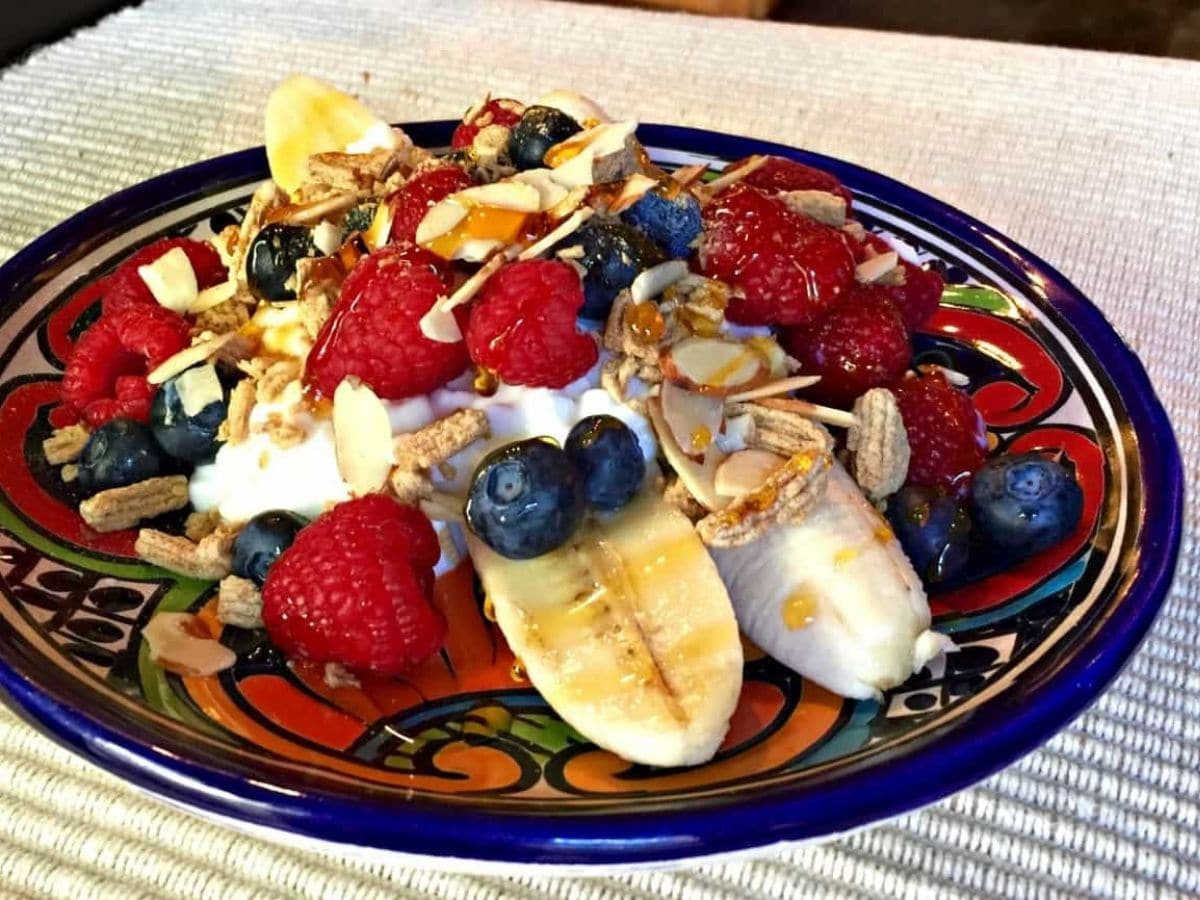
892;370;989;498
262;496;445;676
782;289;912;406
61;305;191;427
732;155;854;210
451;98;525;149
466;259;598;388
699;184;855;327
305;244;470;400
102;238;227;316
853;234;944;330
387;165;474;243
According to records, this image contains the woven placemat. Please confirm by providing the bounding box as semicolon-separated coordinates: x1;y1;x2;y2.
0;1;1197;896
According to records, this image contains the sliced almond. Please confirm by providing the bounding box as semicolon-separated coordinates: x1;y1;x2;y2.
547;185;588;221
174;364;223;417
457;181;541;212
714;449;788;497
511;169;570;211
138;247;198;314
534;90;612;126
725;374;822;403
856;250;899;284
670;163;710;189
333;377;395;496
546;121;639;187
147;332;237;385
705;155;767;195
647;397;726;512
191;279;238;314
631;259;688;303
660;337;770;395
311;220;343;255
419;253;506;342
756;396;860;430
516;207;593;262
454;238;506;262
607;173;659;215
362;201;394;250
142;612;236;677
265;192;358;226
661;380;725;458
415;200;468;246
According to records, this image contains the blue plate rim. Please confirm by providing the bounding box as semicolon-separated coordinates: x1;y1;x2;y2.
0;121;1183;867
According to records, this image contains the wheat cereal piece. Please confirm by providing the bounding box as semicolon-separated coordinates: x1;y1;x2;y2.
299;287;334;339
847;388;910;502
600;357;625;403
61;464;79;483
697;451;831;548
43;424;90;465
392;409;490;471
184;509;222;542
263;413;307;449
192;297;251;336
220;380;255;445
390;468;433;505
135;527;231;579
842;221;867;243
779;190;848;227
663;477;707;522
256;359;302;404
727;400;834;457
217;575;263;628
80;477;189;533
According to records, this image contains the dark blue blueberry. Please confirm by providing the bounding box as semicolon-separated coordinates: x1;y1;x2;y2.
465;439;586;560
76;418;165;496
232;510;308;586
970;453;1083;555
507;106;582;170
564;415;645;511
621;188;702;259
886;486;971;584
246;222;318;301
562;221;665;320
343;203;377;234
150;367;227;464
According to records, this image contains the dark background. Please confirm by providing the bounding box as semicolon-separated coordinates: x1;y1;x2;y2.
4;1;1199;67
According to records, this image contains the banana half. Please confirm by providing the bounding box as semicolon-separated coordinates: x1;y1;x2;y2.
468;492;743;768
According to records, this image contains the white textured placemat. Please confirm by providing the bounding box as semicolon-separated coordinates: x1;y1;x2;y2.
0;1;1196;896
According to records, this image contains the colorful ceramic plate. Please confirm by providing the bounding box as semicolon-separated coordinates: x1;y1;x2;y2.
0;123;1181;872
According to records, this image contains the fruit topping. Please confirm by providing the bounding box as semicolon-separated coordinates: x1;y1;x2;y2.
731;154;853;210
970;453;1083;555
305;243;470;400
621;186;702;258
559;220;665;320
699;183;855;327
465;259;598;387
76;418;166;496
451;97;524;149
508;106;583;170
261;495;444;676
103;238;227;317
343;203;378;234
149;364;227;463
232;510;307;586
386;165;474;243
416;181;541;261
885;486;971;584
891;370;988;497
246;222;318;301
62;305;191;427
466;439;587;559
782;289;912;406
564;415;646;510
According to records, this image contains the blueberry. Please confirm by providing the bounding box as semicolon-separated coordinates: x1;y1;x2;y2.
465;439;586;559
150;366;227;463
232;510;307;586
886;486;971;584
507;106;582;170
565;415;645;511
245;222;318;301
970;453;1083;555
343;203;377;234
621;188;702;259
561;221;665;319
76;418;165;496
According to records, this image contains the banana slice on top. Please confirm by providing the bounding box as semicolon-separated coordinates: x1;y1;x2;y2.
265;75;399;195
468;492;743;768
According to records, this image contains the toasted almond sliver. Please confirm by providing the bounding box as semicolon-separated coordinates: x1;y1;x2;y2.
333;377;395;496
516;207;594;262
705;155;767;194
855;251;899;284
419;253;508;342
756;396;860;430
630;259;688;303
607;173;659;215
147;333;237;385
190;279;239;314
725;375;823;404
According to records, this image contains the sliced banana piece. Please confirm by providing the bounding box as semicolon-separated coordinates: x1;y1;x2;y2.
709;464;952;700
468;492;743;767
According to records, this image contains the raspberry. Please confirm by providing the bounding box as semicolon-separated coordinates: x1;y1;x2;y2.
782;289;912;406
261;496;445;676
892;370;989;498
732;155;854;210
387;165;474;243
305;243;470;400
466;259;599;388
854;235;944;330
699;183;855;327
451;98;524;149
61;305;191;428
102;238;227;317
